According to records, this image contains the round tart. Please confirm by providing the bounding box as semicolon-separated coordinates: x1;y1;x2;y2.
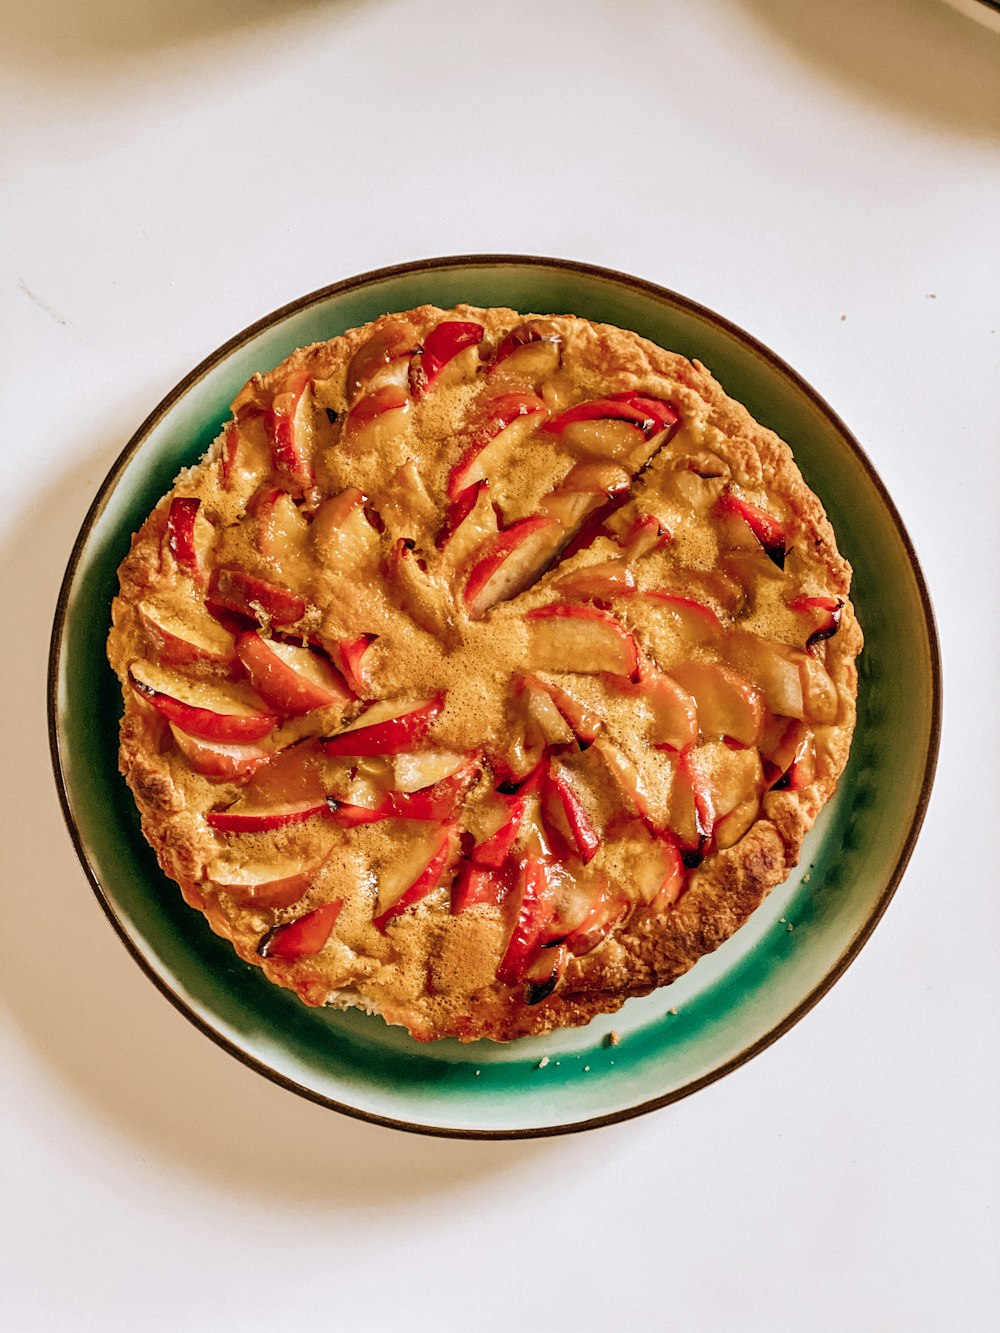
107;305;862;1042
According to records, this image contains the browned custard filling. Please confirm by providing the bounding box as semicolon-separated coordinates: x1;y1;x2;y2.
108;306;860;1042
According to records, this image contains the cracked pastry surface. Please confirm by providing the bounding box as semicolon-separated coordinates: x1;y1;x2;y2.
107;305;862;1042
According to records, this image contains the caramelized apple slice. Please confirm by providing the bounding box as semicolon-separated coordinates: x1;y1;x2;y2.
591;735;654;821
723;633;805;719
166;496;213;581
542;762;601;864
209;739;330;830
788;594;844;648
235;632;352;716
138;603;240;677
334;634;376;696
209;566;306;628
521;942;568;1004
321;695;445;756
641;590;724;643
464;516;561;619
451;860;514;913
170;727;271;782
312;488;381;571
521;674;603;745
489;319;562;386
411;320;484;398
250;487;310;561
129;661;278;743
667;751;716;862
525;604;639;678
265;369;313;492
616;821;686;910
447;393;548;500
345;384;410;432
496;851;557;984
670;660;764;747
346;318;420;396
714;488;787;568
258;900;342;959
379;460;437;542
209;862;318;909
608;657;698;753
553;557;636;602
372;822;458;930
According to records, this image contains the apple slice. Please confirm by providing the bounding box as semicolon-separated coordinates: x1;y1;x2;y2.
208;740;330;829
138;603;240;677
209;862;318;909
715;796;761;849
220;422;241;487
411;320;484;398
799;652;840;723
489;319;562;385
667;752;716;863
321;694;445;757
170;726;271;782
770;725;817;790
525;604;639;678
258;900;342;960
670;660;764;747
129;661;278;743
559;883;630;957
553;557;636;602
542;763;601;864
788;594;844;647
496;851;557;984
606;511;672;559
471;787;533;869
590;734;654;821
334;634;376;696
312;488;381;571
166;496;213;581
723;633;805;719
380;460;437;542
446;392;548;500
265;369;313;492
544;391;678;441
372;822;458;930
393;748;471;793
250;487;311;561
463;515;561;619
346;318;420;396
606;656;698;753
714;488;787;568
619;823;685;911
235;632;352;715
345;383;410;431
451;860;514;913
521;942;569;1005
517;674;602;746
641;590;724;642
207;798;328;832
209;566;306;628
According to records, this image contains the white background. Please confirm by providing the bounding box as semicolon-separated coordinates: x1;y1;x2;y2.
2;1;999;1329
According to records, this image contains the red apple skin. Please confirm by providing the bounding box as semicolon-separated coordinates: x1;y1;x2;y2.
209;566;306;627
166;497;202;578
346;318;420;395
220;423;240;487
642;590;724;633
544;392;678;440
525;603;640;680
235;632;351;715
335;634;376;697
138;604;241;678
714;489;787;567
320;694;445;757
372;824;458;931
206;800;329;832
543;767;600;864
412;321;484;398
129;670;278;743
788;594;843;647
463;515;560;618
521;942;568;1005
347;384;409;427
330;754;478;826
451;860;514;914
446;392;547;500
170;727;271;782
437;479;488;549
257;900;342;960
265;369;312;490
561;887;631;957
496;852;557;985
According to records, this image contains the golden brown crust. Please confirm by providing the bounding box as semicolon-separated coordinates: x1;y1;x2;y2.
108;305;861;1042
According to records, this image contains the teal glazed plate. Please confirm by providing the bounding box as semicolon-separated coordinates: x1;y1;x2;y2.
49;257;940;1137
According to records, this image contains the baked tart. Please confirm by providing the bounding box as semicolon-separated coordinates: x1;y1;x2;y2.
107;305;862;1042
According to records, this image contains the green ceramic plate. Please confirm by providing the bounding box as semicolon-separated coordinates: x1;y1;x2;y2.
49;257;940;1137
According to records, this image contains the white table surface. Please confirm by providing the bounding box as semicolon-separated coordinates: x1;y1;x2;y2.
3;2;999;1329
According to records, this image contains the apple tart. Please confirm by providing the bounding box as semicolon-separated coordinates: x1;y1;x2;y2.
107;304;861;1042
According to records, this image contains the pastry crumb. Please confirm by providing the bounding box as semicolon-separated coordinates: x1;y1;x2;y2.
604;1030;620;1048
537;1056;549;1069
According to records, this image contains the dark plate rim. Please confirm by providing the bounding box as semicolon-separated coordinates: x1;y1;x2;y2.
47;254;943;1139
